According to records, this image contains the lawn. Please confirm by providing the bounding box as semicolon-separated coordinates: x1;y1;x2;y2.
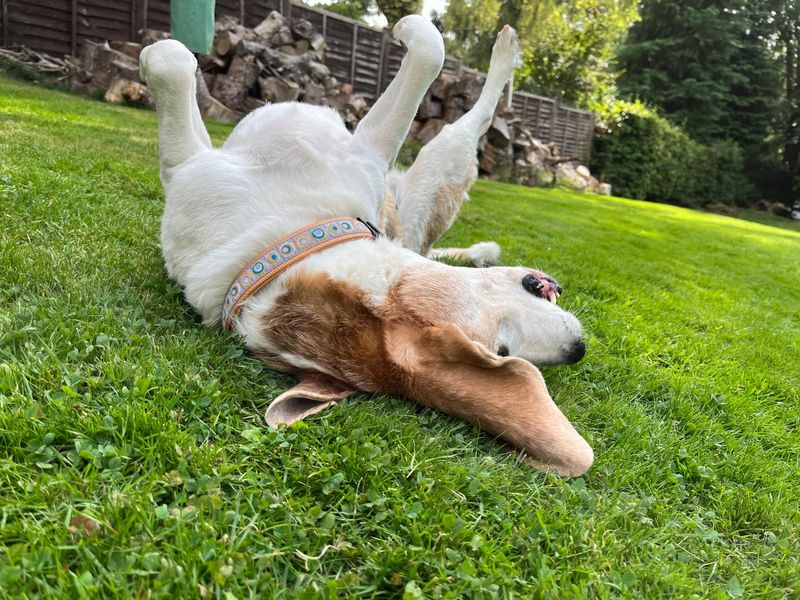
1;74;799;598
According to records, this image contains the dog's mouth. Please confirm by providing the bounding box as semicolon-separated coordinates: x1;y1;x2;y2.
523;270;563;304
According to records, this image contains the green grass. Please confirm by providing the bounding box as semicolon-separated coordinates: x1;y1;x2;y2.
1;74;799;598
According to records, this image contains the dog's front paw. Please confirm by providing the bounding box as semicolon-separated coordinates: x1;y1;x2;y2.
489;25;522;81
393;15;444;70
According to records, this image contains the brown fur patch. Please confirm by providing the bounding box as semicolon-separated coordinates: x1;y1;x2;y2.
260;271;406;395
379;190;404;243
257;269;593;476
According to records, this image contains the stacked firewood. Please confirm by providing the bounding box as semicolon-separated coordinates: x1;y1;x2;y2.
63;11;369;127
198;13;369;126
68;38;152;107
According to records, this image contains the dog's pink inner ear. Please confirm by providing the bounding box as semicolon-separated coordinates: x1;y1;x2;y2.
265;373;356;427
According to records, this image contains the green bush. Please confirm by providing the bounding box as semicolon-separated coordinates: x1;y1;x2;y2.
590;101;751;206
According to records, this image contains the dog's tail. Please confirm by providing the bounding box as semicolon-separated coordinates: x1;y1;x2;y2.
140;40;212;185
428;242;501;267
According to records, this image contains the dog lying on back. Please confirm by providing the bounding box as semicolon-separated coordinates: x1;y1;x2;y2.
140;17;593;476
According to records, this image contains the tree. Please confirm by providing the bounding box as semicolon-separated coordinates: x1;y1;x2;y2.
775;0;800;198
442;0;638;106
617;1;781;147
617;0;785;198
375;0;423;26
308;1;422;26
319;1;374;21
442;0;503;70
519;0;638;106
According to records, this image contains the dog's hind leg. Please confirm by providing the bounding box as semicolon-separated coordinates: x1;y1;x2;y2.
351;16;444;167
139;40;212;186
389;26;520;262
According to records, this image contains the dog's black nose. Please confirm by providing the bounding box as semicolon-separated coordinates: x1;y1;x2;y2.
565;340;586;364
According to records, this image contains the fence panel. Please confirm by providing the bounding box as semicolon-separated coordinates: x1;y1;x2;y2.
352;25;381;99
243;0;280;28
321;14;354;86
290;2;323;31
216;0;241;21
77;0;136;46
5;0;72;56
145;0;169;31
380;39;404;93
1;0;594;160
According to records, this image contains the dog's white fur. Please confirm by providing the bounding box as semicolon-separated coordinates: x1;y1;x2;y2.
141;18;593;476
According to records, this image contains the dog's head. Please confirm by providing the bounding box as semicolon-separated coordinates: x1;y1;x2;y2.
258;263;592;477
391;263;585;367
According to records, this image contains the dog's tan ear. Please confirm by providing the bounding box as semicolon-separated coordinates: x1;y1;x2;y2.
265;373;356;427
386;321;593;477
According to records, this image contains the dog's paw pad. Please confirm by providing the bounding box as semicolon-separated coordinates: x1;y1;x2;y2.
468;241;501;267
140;39;197;84
490;25;522;73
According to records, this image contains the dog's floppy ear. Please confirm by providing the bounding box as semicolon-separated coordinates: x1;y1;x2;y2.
385;321;593;477
265;372;356;427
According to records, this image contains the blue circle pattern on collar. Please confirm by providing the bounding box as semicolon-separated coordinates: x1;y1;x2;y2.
221;217;374;329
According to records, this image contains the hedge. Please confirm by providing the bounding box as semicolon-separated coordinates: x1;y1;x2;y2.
590;101;751;207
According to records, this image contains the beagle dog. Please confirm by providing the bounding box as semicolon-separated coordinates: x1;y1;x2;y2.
140;17;593;476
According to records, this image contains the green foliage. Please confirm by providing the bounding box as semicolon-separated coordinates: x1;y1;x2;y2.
517;0;639;106
310;0;422;27
591;100;751;206
375;0;422;26
3;76;800;598
618;1;737;143
316;0;374;21
442;0;502;69
774;0;800;199
443;0;638;106
616;0;784;198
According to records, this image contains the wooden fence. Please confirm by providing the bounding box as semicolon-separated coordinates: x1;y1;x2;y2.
1;0;594;160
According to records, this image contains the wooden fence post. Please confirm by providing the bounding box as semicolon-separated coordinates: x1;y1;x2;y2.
349;23;358;88
142;0;148;31
585;114;594;161
239;0;245;24
281;0;292;19
376;27;388;97
130;0;137;42
2;0;9;46
70;0;78;56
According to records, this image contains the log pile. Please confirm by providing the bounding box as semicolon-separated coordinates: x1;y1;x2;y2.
198;13;369;125
62;11;370;126
67;39;152;107
0;46;70;77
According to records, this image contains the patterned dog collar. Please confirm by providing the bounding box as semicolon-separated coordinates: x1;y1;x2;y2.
221;217;378;330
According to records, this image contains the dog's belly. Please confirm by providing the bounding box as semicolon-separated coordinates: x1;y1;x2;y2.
160;103;388;323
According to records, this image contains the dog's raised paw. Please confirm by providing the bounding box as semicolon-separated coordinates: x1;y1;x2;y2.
392;15;444;68
139;39;197;86
489;25;522;79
